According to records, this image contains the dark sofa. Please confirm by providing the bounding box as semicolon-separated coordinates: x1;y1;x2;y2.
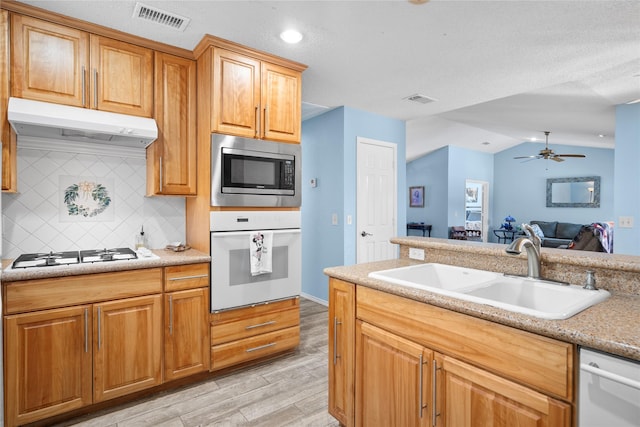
529;220;585;248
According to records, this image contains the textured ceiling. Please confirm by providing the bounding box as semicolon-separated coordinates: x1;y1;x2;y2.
13;0;640;160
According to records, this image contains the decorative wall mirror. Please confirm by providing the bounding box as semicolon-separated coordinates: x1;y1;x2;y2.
546;176;600;208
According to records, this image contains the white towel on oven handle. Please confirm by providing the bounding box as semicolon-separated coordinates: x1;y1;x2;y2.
249;231;273;276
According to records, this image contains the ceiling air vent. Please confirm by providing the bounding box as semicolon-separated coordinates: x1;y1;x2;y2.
132;2;191;31
404;94;437;104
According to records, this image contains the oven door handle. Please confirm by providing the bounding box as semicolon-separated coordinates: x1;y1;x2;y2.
211;229;301;238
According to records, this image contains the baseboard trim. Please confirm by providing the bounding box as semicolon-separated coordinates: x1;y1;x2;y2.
300;292;328;307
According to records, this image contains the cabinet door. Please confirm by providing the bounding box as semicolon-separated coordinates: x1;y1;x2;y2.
436;354;571;427
11;14;89;106
148;52;197;195
90;35;153;117
211;47;261;137
164;288;210;381
4;305;93;426
93;294;162;402
356;321;431;427
1;9;16;192
328;278;356;426
261;61;302;143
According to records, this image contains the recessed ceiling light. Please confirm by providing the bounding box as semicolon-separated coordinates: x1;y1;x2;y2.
280;29;303;44
598;134;606;138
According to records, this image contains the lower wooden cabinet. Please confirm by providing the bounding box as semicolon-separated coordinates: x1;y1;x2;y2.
210;297;300;371
164;287;210;380
328;280;574;427
4;305;93;426
356;321;431;427
437;354;571;427
328;278;355;426
93;294;163;402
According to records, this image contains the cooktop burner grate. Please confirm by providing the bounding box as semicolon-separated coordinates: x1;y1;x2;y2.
80;248;138;263
11;248;139;268
11;251;80;269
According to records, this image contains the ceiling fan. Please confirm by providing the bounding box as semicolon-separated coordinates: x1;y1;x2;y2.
514;131;586;162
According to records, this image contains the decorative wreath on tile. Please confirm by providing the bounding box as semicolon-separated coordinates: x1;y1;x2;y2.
64;181;111;218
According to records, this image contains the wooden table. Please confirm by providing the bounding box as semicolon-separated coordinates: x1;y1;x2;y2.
407;223;432;237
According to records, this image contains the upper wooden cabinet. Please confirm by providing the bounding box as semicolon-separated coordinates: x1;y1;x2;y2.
147;52;197;196
11;14;153;117
210;46;303;143
1;9;16;192
90;35;153;116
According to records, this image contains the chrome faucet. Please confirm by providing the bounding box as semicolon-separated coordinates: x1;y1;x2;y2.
505;224;541;279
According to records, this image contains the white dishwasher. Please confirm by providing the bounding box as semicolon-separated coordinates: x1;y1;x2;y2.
579;347;640;427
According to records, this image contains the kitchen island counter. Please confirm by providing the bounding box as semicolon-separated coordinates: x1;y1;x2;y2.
1;248;210;282
325;247;640;362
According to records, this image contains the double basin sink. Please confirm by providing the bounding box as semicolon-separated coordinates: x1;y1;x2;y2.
368;263;610;320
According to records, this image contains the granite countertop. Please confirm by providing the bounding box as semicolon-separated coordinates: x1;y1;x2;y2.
1;248;211;282
324;258;640;362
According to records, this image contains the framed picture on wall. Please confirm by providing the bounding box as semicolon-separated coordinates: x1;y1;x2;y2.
409;186;424;207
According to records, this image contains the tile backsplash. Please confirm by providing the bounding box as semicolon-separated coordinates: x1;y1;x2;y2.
2;139;186;259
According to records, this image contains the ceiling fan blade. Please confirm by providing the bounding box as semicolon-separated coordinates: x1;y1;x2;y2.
555;154;586;158
514;155;539;159
550;156;565;162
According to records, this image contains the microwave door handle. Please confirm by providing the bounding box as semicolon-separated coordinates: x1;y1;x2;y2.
211;229;301;238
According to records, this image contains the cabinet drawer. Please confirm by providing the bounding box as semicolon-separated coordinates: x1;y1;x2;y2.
210;304;299;346
4;268;163;314
164;263;209;291
211;325;300;371
357;286;574;401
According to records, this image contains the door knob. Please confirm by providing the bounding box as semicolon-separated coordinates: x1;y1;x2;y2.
361;231;373;237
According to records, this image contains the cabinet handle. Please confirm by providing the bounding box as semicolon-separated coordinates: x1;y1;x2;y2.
81;66;86;107
97;306;102;350
255;106;259;137
245;320;276;330
246;342;276;353
93;68;98;109
263;106;268;137
333;317;342;365
432;360;441;427
84;307;89;353
168;274;208;281
159;156;163;192
169;295;173;335
419;353;426;419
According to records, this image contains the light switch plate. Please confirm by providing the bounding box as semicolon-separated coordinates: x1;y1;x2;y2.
409;247;425;261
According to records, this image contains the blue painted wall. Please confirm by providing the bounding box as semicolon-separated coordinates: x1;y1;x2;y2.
406;146;493;238
407;142;614;243
301;107;406;302
614;103;640;255
494;142;614;237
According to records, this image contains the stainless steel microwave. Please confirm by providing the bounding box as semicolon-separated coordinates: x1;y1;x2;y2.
211;133;301;207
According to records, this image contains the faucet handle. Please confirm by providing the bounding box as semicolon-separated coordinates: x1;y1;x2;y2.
584;270;597;290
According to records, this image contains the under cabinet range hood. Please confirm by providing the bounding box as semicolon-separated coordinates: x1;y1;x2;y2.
7;97;158;147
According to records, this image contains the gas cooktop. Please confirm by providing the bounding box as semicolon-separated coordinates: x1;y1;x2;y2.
11;247;139;269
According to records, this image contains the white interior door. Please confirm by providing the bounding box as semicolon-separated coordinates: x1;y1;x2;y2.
465;180;489;242
357;137;397;263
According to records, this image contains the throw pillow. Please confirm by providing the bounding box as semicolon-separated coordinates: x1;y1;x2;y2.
524;223;545;239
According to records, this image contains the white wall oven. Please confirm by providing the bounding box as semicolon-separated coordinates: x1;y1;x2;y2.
211;133;301;207
210;211;301;311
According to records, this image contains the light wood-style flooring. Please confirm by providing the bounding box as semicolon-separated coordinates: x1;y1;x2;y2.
54;298;340;427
